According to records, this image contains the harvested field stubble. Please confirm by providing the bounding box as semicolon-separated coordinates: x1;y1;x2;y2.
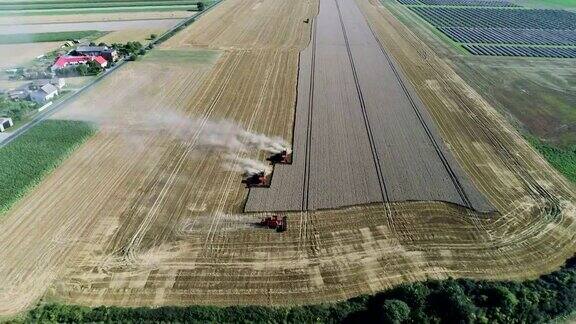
0;0;574;317
161;0;317;50
0;42;60;69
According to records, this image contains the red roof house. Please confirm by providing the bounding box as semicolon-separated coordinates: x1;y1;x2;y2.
93;56;108;68
51;55;108;71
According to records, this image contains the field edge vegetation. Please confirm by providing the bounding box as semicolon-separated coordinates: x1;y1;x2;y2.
527;135;576;183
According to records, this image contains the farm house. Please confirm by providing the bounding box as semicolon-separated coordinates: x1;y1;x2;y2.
30;83;58;104
51;55;108;72
71;45;119;62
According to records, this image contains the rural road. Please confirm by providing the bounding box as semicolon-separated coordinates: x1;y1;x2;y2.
246;0;493;213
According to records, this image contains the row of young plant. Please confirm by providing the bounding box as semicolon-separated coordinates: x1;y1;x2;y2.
0;120;95;214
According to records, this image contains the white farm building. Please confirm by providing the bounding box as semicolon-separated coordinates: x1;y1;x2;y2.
30;84;58;104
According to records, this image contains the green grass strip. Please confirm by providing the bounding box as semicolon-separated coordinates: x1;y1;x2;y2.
0;30;104;44
527;136;576;183
0;120;95;215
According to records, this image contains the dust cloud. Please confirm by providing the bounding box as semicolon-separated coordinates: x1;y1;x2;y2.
147;111;287;175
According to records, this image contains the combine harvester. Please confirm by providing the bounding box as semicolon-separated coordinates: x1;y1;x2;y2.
267;150;292;164
242;150;291;233
240;150;292;188
258;215;287;232
241;171;271;188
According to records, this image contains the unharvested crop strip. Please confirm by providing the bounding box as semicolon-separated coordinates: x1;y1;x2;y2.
334;0;389;203
359;5;473;209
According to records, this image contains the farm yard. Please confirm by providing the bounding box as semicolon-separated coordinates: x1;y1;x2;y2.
0;0;209;131
0;1;207;77
0;0;574;321
394;0;576;57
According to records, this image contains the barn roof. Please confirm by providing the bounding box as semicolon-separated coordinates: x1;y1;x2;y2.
93;56;107;65
39;83;58;95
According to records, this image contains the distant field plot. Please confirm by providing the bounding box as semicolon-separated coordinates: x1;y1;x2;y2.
397;0;421;4
463;44;576;57
0;19;181;35
417;0;520;7
440;27;576;45
0;30;104;44
95;28;165;44
0;0;211;15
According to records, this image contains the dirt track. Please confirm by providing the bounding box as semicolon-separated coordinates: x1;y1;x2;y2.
245;0;492;212
0;0;575;316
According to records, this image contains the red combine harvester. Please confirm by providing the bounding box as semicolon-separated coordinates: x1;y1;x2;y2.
259;215;287;232
267;150;292;164
241;171;271;188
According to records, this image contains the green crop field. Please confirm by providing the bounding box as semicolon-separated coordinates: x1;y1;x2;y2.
0;31;105;44
0;120;95;214
528;136;576;183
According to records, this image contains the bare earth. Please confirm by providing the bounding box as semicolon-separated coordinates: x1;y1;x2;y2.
0;42;60;70
96;28;169;44
0;0;574;317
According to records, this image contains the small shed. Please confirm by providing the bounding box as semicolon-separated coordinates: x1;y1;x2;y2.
0;117;13;132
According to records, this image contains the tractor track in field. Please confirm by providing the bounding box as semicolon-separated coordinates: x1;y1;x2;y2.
302;19;316;211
